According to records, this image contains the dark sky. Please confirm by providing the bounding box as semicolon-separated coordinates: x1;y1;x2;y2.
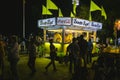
0;0;22;36
0;0;120;37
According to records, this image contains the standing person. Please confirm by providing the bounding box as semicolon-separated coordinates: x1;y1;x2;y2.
7;35;20;80
27;36;37;75
87;39;93;64
20;38;26;53
78;35;88;68
0;34;5;80
45;39;57;72
67;38;80;74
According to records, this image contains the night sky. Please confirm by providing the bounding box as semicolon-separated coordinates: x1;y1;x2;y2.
0;0;22;36
0;0;120;37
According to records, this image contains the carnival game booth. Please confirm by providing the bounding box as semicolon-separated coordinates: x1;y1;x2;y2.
38;17;102;56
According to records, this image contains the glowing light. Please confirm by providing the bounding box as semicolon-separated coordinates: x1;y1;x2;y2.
115;19;120;30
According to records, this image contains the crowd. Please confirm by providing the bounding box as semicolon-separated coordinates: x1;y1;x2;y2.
0;33;120;80
0;34;41;80
0;34;20;80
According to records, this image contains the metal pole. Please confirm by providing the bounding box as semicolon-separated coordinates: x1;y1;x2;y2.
23;0;25;38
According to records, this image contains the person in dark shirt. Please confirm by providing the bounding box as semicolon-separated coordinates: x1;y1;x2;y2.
87;39;93;64
45;39;57;72
77;35;88;68
27;36;37;75
67;38;80;73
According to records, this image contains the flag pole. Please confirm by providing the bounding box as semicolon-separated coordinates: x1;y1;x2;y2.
89;0;92;20
23;0;25;38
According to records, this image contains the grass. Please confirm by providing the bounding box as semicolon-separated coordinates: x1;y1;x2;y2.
3;54;72;80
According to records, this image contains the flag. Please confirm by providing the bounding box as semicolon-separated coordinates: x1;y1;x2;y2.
90;0;101;12
70;12;75;17
42;5;52;15
59;8;63;17
89;0;101;20
73;1;77;15
47;0;58;10
101;6;107;20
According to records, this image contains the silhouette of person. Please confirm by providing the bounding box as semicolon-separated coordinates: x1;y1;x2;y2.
27;36;37;75
45;39;57;72
7;35;20;80
77;35;88;68
87;39;93;64
0;34;5;80
67;38;80;73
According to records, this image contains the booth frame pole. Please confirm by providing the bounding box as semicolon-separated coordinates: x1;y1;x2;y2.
43;29;46;41
62;27;65;53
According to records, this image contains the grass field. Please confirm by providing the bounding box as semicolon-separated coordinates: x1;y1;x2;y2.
2;54;73;80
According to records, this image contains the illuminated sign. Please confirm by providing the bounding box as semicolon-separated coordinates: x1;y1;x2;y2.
90;21;102;29
57;17;71;25
72;18;90;27
38;17;102;30
38;18;56;27
72;18;102;29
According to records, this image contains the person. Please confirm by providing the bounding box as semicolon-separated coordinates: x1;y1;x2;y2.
67;38;80;74
7;35;20;80
118;37;120;52
77;35;88;68
27;36;37;75
0;34;5;79
45;39;57;72
87;39;93;64
53;32;62;43
20;38;26;53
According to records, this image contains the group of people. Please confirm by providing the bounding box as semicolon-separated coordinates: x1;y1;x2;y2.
0;34;40;80
0;34;20;80
66;34;93;74
0;33;93;80
44;34;93;75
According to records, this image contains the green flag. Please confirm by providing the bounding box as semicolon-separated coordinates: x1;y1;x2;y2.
89;0;101;20
47;0;58;10
42;5;52;15
59;8;63;17
70;12;75;17
90;0;101;11
73;1;77;15
101;6;107;20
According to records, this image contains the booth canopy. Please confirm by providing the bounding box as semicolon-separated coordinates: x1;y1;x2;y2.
38;17;102;31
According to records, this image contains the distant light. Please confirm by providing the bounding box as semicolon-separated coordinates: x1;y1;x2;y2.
117;20;120;30
115;19;120;30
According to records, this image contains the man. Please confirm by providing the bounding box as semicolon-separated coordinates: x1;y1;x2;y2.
67;38;80;73
77;35;88;68
45;39;57;72
28;36;37;75
87;39;93;64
